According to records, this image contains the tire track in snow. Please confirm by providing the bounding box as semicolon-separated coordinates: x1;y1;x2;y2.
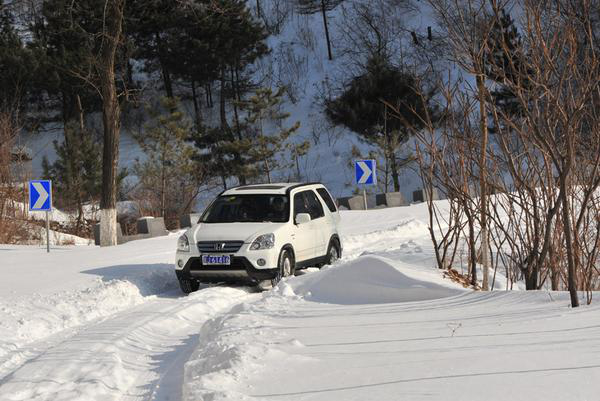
0;286;258;401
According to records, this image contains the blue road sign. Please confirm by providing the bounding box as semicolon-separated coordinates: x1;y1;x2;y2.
355;160;376;185
29;180;52;211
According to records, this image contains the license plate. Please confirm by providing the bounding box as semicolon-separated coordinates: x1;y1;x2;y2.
202;254;231;265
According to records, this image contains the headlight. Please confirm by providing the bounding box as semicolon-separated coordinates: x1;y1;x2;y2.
177;234;190;252
250;233;275;250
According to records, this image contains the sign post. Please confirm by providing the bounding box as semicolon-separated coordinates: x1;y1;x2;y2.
29;180;52;252
355;160;376;210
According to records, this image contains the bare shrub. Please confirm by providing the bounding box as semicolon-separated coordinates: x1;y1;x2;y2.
0;112;29;244
422;0;600;305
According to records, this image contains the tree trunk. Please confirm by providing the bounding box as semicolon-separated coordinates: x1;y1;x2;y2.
320;0;333;60
206;83;213;108
191;80;202;131
389;153;400;192
155;32;173;98
465;205;477;286
99;0;125;247
219;71;228;131
294;147;301;181
550;243;560;290
476;73;490;291
560;172;579;307
161;156;166;218
231;68;243;141
75;94;85;230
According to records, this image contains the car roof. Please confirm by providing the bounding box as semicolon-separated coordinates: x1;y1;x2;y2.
221;182;323;196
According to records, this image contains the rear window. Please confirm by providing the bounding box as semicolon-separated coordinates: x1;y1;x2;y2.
317;188;337;212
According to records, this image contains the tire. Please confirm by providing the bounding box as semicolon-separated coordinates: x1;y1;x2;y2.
271;249;295;287
179;278;200;294
322;240;340;268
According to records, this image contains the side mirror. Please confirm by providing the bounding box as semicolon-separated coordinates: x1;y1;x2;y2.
295;213;311;225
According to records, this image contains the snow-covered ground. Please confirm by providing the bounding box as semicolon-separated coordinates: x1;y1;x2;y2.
1;203;598;400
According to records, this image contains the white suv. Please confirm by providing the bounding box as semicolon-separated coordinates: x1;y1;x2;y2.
175;183;342;293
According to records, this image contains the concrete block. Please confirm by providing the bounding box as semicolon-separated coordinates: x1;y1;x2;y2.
413;188;439;203
348;195;366;210
137;217;168;236
385;192;407;207
337;197;351;210
180;213;201;228
429;187;440;201
413;189;424;203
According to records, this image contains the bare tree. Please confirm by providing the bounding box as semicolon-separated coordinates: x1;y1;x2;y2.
98;0;126;246
295;0;346;60
424;0;600;306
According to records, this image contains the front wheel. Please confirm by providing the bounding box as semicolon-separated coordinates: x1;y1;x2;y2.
271;249;294;287
179;278;199;294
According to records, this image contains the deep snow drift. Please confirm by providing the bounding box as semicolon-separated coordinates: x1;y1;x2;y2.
289;255;464;304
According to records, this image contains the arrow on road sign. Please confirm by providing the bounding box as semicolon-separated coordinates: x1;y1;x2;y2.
32;182;49;209
355;160;376;185
357;161;372;184
29;180;52;212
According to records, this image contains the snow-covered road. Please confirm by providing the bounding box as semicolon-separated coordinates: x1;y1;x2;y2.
0;286;256;401
193;288;600;401
2;205;598;401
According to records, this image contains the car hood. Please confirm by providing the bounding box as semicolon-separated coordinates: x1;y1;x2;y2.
190;222;286;243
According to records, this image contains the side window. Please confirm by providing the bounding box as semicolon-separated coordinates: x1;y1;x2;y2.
304;190;325;220
294;192;309;216
317;188;337;213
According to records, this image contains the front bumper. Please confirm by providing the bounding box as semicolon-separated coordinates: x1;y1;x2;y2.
175;256;278;283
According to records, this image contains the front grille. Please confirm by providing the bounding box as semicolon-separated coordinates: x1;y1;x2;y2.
197;241;244;253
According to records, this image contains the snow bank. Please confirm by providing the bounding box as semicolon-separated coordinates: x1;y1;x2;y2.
183;300;294;401
342;217;430;257
8;201;72;224
0;265;177;377
289;255;465;305
30;224;91;246
0;235;180;378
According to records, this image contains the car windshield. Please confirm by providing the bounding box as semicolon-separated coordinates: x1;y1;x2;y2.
200;194;290;223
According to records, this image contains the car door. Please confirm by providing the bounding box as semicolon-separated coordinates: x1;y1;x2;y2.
316;187;341;225
303;190;328;258
292;191;316;262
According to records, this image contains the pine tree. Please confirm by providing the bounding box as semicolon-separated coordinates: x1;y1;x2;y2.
295;0;346;60
290;140;311;181
133;97;203;223
193;87;301;185
126;0;181;98
325;55;437;191
0;1;36;114
42;122;103;229
485;9;529;121
237;87;301;183
29;0;109;123
182;0;269;186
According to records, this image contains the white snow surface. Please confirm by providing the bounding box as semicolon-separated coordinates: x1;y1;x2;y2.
1;203;599;400
289;255;463;305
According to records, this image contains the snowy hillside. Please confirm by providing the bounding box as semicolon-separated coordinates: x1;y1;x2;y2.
1;202;598;400
16;0;437;204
